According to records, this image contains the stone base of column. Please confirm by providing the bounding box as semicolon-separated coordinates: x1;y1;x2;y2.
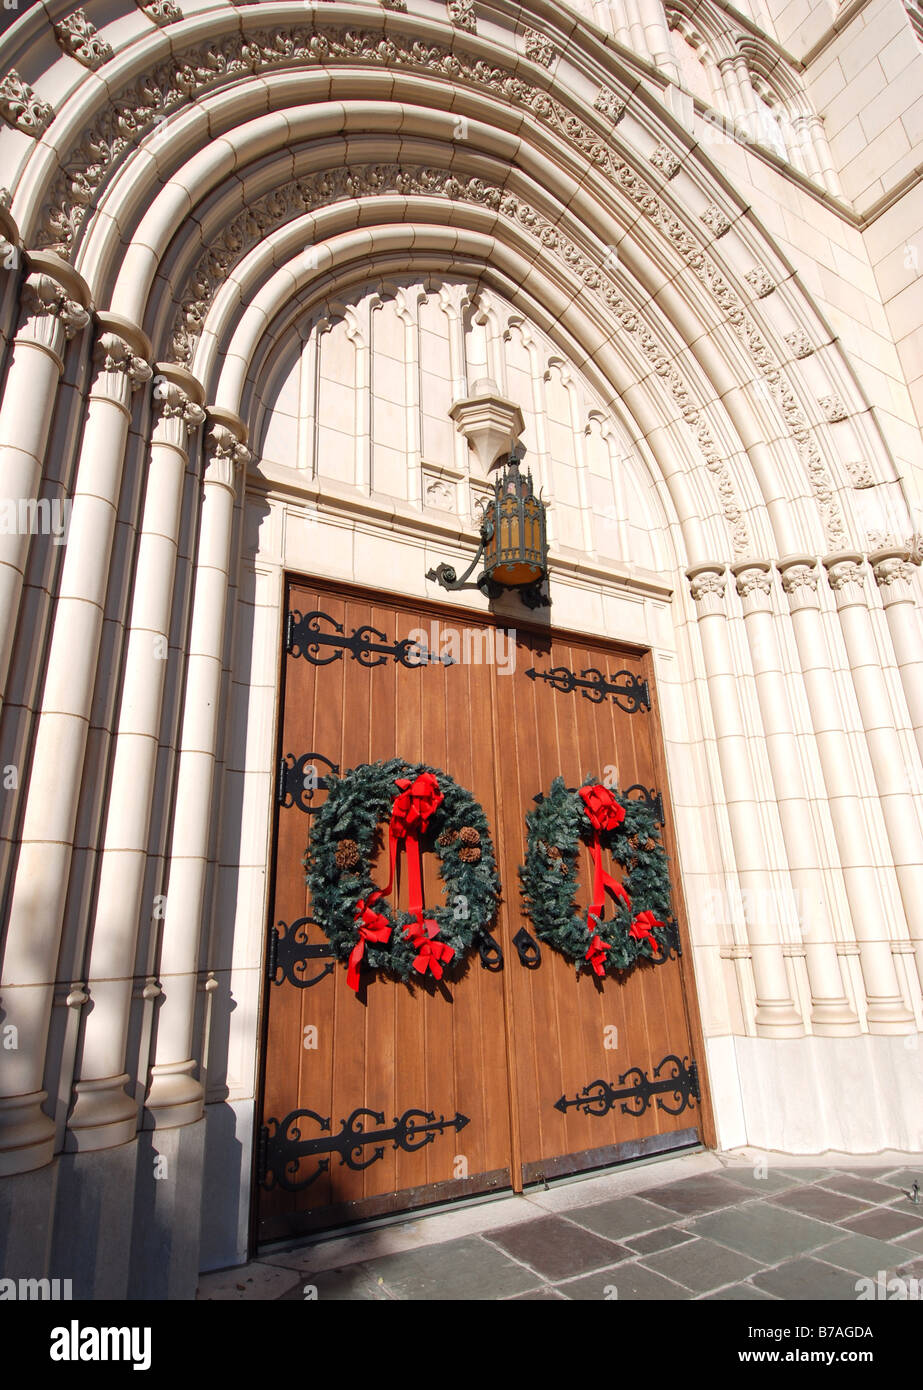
66;1074;137;1151
865;999;917;1035
809;1003;861;1037
753;1002;805;1038
145;1059;205;1129
0;1092;56;1176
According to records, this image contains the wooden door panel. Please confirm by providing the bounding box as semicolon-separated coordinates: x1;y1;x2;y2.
257;580;703;1243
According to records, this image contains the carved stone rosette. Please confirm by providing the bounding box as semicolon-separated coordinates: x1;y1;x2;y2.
700;203;731;238
650;143;681;179
594;87;626;123
777;555;820;612
687;564;727;615
523;28;555;68
745;267;775;298
784;330;814;360
823;553;866;609
732;560;773;614
447;0;477;32
135;0;183;24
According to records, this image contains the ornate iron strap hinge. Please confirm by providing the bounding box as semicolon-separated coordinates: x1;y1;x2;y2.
259;1106;470;1192
277;752;339;812
286;609;455;669
526;664;650;713
268;918;335;988
555;1054;699;1119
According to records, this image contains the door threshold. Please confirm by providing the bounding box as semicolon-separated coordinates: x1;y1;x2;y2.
254;1140;706;1259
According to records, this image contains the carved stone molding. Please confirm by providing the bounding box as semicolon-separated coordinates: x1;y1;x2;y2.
166;161;750;557
447;0;476;32
784;330;814;360
732;560;773;613
745;267;775;298
136;0;183;24
778;555;820;612
820;394;848;423
594;87;626;123
93;331;152;407
523;28;555;67
650;143;681;178
54;10;114;70
823;552;866;609
0;70;53;136
700;203;731;238
844;459;873;489
687;564;727;614
33;20;843;549
870;547;916;603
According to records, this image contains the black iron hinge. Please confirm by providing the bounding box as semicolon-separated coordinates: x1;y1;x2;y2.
689;1059;701;1103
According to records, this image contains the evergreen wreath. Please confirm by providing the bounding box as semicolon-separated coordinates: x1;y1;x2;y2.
305;758;500;990
520;775;673;975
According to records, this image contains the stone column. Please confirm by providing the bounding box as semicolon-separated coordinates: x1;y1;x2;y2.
145;412;249;1129
778;556;914;1029
824;554;923;994
869;548;923;767
67;367;206;1151
731;560;859;1034
687;563;804;1037
0;253;90;710
0;317;151;1176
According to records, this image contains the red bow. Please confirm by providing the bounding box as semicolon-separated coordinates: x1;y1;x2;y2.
409;928;455;981
391;773;444;838
364;772;445;972
630;910;663;954
585;934;611;978
347;901;392;992
579;783;631;931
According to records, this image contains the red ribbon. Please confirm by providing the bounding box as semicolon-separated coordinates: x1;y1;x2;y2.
347;901;392;992
363;771;451;982
579;784;630;931
630;910;663;955
585;934;611;978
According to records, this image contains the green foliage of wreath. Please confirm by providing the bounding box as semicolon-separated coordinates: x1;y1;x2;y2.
519;775;673;973
304;757;501;984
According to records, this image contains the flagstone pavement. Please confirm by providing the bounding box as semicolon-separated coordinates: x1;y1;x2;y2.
196;1149;923;1301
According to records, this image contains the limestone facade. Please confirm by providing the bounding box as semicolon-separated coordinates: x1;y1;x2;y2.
0;0;921;1295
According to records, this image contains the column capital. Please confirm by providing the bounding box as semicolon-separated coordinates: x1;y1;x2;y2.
869;546;916;605
777;554;820;611
204;408;250;491
17;251;91;359
686;563;727;613
823;551;867;609
92;315;153;407
151;363;206;449
731;558;773;613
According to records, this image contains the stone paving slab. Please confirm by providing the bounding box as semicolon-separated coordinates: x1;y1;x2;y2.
196;1151;923;1301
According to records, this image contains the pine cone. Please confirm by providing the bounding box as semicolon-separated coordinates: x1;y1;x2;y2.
459;846;482;864
335;838;360;870
644;837;657;853
547;845;562;860
437;829;458;848
628;834;639;850
459;826;481;845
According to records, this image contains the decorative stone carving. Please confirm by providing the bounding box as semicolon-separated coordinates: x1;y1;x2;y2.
54;10;114;70
0;188;10;211
650;143;681;178
870;549;915;600
594;87;626;123
784;330;814;360
779;562;818;596
381;0;408;10
152;378;207;449
700;203;731;237
733;562;773;610
167;160;750;556
36;21;842;549
136;0;183;23
820;394;848;423
93;332;152;406
844;459;873;489
205;423;250;489
0;70;53;136
523;28;555;67
745;268;775;298
19;270;90;351
688;567;727;609
424;478;455;511
447;0;476;32
824;554;866;607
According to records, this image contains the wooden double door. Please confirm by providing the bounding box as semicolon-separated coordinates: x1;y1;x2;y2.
255;577;710;1244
